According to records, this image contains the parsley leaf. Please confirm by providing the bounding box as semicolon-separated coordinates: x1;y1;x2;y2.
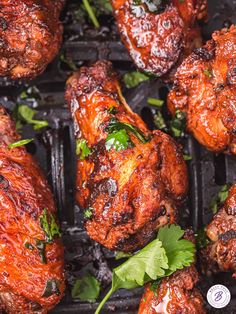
8;138;34;149
95;225;195;314
210;184;231;214
40;208;61;243
76;139;91;160
72;273;101;302
123;71;150;88
105;129;130;151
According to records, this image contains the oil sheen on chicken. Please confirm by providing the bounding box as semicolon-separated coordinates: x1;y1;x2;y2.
65;60;188;252
0;106;65;313
0;0;64;79
168;25;236;154
111;0;207;78
202;184;236;278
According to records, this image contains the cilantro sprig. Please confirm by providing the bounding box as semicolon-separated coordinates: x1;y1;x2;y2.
8;138;34;149
95;225;195;314
123;71;150;89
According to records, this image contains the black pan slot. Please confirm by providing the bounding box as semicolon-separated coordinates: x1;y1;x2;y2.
214;154;226;185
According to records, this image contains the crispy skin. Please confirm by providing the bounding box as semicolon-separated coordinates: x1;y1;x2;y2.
111;0;207;78
138;266;205;314
65;60;188;252
0;0;64;79
168;25;236;154
202;184;236;278
0;106;65;313
139;230;205;314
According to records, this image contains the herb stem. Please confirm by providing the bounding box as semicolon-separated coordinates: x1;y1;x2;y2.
82;0;100;28
95;288;113;314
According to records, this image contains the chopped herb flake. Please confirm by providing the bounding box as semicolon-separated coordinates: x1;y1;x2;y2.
8;138;34;149
105;129;130;151
76;139;91;160
203;69;212;78
84;207;94;219
170;110;186;137
210;184;231;214
147;98;164;107
154;111;167;130
17;105;48;130
35;239;47;264
24;242;35;250
195;228;210;249
42;279;61;297
40;208;61;243
123;71;150;89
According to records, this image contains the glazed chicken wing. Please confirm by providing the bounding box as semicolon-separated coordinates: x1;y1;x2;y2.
0;106;65;313
168;25;236;154
202;184;236;278
0;0;64;79
65;60;188;252
138;266;205;314
138;230;206;314
111;0;207;78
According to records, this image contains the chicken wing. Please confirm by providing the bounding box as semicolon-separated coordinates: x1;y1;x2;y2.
0;0;64;79
111;0;207;78
0;106;65;313
65;60;188;252
138;266;205;314
202;184;236;278
168;25;236;154
138;230;206;314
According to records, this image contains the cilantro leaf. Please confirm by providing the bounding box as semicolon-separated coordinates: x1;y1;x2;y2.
17;105;48;130
105;129;130;151
8;138;34;149
123;71;150;89
76;139;91;160
72;273;100;302
157;225;195;275
210;184;231;214
95;224;195;314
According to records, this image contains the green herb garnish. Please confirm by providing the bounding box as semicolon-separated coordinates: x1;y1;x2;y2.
95;225;195;314
24;242;35;250
183;154;192;161
203;69;212;78
42;279;61;297
170;110;186;137
60;54;77;71
147;98;164;108
123;71;150;89
154;111;167;130
84;207;94;219
40;208;61;243
17;105;48;130
210;184;231;214
195;228;210;249
105;129;130;151
72;273;101;302
35;239;47;264
82;0;100;28
8;138;34;149
106;118;149;145
76;139;91;160
115;251;133;260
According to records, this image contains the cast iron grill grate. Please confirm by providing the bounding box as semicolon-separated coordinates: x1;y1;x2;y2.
0;0;236;313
